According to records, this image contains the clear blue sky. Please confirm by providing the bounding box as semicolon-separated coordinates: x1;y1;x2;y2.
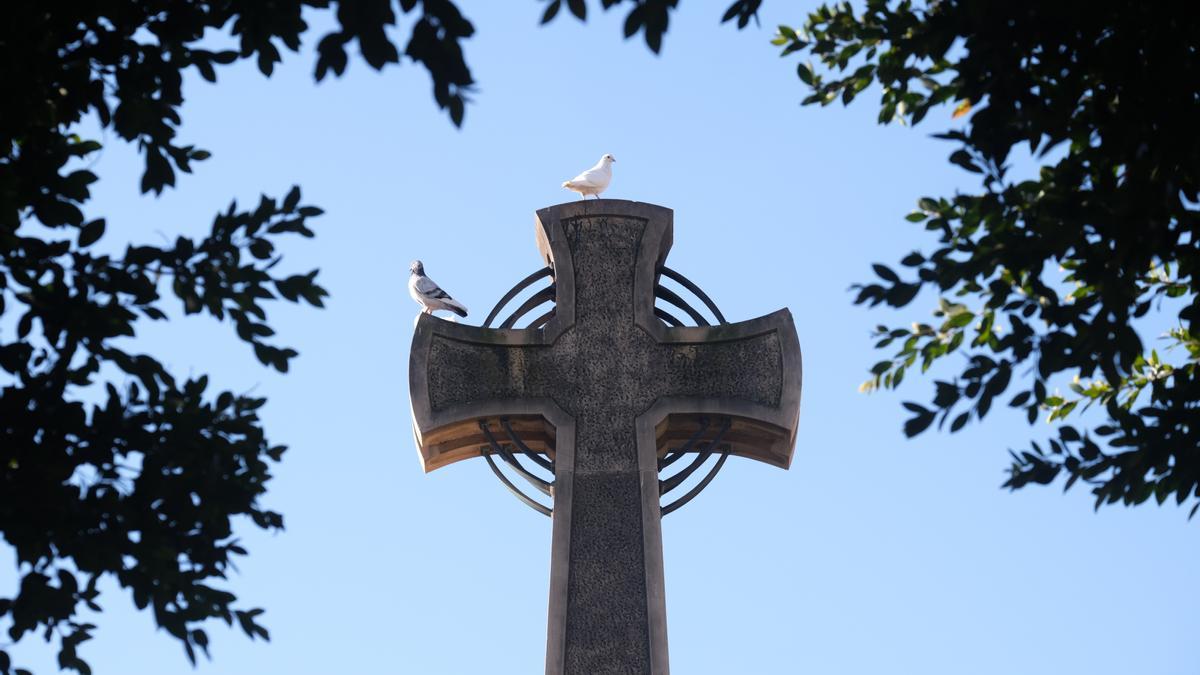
5;3;1198;674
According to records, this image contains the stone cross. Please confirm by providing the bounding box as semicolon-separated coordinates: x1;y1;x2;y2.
409;200;801;674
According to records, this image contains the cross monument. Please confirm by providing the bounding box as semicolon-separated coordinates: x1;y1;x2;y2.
409;200;802;674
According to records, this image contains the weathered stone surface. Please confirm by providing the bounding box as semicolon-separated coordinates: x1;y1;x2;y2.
409;200;803;675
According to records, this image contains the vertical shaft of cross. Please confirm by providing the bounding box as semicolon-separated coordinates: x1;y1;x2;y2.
544;213;669;674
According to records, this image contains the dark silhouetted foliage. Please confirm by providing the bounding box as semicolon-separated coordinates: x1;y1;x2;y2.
0;1;760;673
771;1;1200;516
10;0;1194;670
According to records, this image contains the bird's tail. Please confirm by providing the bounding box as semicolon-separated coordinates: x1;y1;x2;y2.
444;298;468;318
561;181;573;189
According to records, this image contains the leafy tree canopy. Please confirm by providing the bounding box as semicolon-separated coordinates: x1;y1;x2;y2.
7;0;1193;673
770;1;1200;515
0;1;758;673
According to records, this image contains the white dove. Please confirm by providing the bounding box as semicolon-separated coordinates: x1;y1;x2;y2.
408;260;468;318
562;154;615;199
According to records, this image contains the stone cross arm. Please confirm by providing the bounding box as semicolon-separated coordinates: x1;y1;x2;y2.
409;310;799;471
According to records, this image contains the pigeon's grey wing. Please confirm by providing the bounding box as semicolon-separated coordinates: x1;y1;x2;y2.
415;275;453;299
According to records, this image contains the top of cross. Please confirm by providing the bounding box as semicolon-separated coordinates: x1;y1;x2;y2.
408;199;801;475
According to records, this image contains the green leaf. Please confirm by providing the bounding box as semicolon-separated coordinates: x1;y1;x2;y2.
904;409;935;437
17;312;33;339
249;240;274;260
797;62;815;85
78;219;106;247
946;311;975;328
1009;391;1031;407
195;58;217;82
872;264;899;283
282;185;301;212
948;149;982;173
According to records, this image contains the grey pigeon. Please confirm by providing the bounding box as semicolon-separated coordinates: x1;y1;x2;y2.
408;260;468;318
562;154;615;199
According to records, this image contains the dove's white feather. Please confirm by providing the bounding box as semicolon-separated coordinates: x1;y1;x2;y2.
567;167;607;188
562;154;615;198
